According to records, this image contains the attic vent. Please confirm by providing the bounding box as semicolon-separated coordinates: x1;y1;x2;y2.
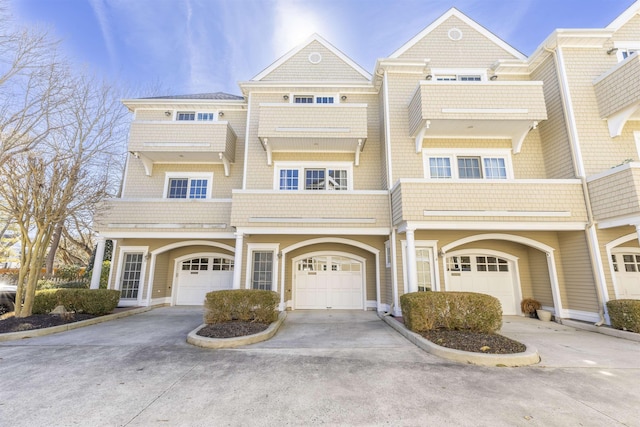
448;28;463;41
308;52;322;64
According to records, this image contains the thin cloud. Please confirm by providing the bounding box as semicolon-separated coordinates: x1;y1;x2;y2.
88;0;118;69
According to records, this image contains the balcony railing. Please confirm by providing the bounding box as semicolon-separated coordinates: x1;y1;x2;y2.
230;190;389;230
593;55;640;137
408;81;547;153
391;179;587;227
587;162;640;223
94;199;233;233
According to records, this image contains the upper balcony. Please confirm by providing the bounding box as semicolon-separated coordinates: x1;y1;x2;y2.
587;162;640;226
593;54;640;137
127;121;236;176
257;103;368;165
391;179;587;228
408;81;547;153
230;190;389;231
94;198;233;235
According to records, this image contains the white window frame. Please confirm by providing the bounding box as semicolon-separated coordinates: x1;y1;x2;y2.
614;42;640;62
430;68;488;82
163;172;214;199
245;243;280;291
288;94;340;104
422;149;514;180
273;161;354;191
175;111;220;121
113;246;148;306
385;241;391;268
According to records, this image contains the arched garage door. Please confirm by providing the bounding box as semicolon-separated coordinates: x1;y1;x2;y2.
175;256;234;305
612;252;640;299
295;255;364;309
445;253;519;315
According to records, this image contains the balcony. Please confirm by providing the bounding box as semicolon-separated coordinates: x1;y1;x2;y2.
391;179;587;228
408;81;547;153
230;190;389;230
94;199;233;234
257;103;368;165
127;121;236;176
593;55;640;137
587;162;640;226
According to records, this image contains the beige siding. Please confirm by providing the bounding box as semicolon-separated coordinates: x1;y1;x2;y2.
135;110;173;121
612;14;640;41
562;48;638;176
594;55;640;119
526;247;554;306
530;55;575;179
397;15;521;66
596;226;639;300
260;40;368;82
557;232;598;312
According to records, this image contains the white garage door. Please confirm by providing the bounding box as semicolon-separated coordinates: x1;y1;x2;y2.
446;254;517;315
176;257;234;305
295;255;363;309
612;253;640;299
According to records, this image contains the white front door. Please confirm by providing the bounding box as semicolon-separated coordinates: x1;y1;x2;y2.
612;252;640;299
446;254;518;315
295;255;363;309
176;256;234;305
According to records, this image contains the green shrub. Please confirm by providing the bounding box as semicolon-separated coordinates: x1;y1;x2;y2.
55;265;83;282
33;289;120;316
36;279;58;290
204;289;279;324
56;281;90;289
607;299;640;333
400;291;503;333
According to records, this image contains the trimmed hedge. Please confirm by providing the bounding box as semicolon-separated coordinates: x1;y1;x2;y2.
607;299;640;333
204;289;279;324
400;291;502;333
33;289;120;316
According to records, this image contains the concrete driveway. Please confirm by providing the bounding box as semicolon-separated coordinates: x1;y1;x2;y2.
1;307;639;426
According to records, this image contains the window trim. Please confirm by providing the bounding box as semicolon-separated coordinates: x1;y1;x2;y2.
613;42;640;62
175;111;220;121
422;149;514;180
273;161;354;191
245;243;280;291
163;172;214;199
430;68;488;82
113;246;148;306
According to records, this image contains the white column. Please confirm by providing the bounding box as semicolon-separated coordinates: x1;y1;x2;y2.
232;232;244;289
90;237;106;290
406;228;419;293
635;224;640;244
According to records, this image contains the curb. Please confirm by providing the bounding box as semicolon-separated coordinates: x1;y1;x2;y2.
560;319;640;342
187;311;287;349
380;314;540;367
0;306;155;342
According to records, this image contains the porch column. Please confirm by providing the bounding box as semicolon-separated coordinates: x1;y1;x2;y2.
90;237;106;290
635;224;640;245
406;228;419;293
232;232;244;289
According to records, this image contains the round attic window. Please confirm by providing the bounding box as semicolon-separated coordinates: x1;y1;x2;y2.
448;28;463;41
308;52;322;64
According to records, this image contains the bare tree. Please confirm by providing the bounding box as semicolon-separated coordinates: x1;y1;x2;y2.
0;2;69;166
0;72;128;317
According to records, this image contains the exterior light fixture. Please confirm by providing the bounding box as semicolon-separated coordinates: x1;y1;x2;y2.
341;95;347;101
283;95;289;100
490;75;498;80
218;111;224;117
164;111;172;116
425;74;432;80
607;47;618;55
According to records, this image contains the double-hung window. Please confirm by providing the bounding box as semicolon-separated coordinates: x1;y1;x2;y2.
424;151;511;180
165;173;213;199
276;163;351;191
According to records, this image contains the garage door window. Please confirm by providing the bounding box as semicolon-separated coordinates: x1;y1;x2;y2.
182;258;209;271
476;256;509;272
612;254;640;272
447;256;471;271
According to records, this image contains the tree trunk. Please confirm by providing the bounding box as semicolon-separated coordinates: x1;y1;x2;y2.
45;221;63;277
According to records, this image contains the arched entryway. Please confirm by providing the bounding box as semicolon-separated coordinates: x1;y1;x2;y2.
173;252;235;305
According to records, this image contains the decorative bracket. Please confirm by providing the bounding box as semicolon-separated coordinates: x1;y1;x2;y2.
219;152;230;177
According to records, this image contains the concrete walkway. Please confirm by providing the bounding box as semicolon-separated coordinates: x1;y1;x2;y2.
0;307;639;426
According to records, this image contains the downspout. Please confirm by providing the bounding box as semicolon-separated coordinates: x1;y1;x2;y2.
549;45;607;326
381;68;400;316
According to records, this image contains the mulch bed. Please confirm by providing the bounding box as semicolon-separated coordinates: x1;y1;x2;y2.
197;321;270;339
419;329;526;354
0;314;96;333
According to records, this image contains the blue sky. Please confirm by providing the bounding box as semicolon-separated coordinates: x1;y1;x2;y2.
9;0;638;97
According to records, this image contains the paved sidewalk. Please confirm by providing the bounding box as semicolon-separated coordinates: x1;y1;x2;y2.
0;307;638;426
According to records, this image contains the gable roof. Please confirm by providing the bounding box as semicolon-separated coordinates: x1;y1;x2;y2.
389;7;526;60
251;33;372;81
607;0;640;30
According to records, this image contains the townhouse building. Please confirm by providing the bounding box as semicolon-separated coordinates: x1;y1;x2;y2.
92;2;640;325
